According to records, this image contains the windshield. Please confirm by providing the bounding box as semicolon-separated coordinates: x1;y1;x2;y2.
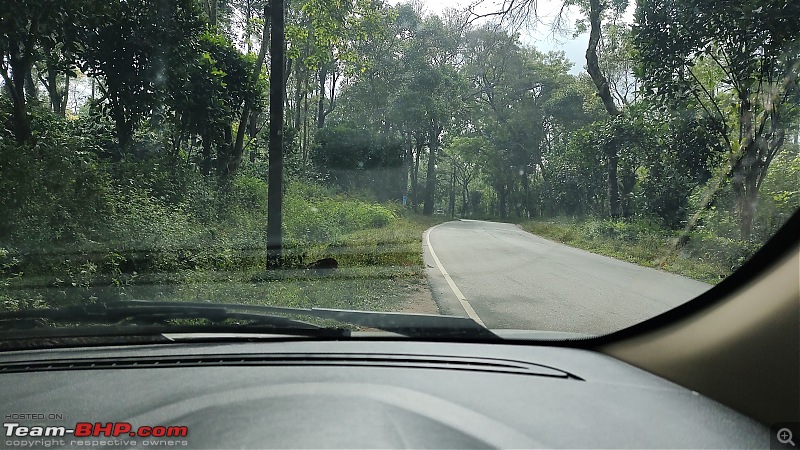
1;0;798;339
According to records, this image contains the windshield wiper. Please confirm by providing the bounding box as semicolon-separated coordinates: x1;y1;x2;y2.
0;300;499;339
0;301;347;337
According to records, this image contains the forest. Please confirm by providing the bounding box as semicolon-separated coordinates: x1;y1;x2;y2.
1;0;799;309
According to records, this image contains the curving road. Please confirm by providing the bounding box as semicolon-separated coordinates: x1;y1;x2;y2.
424;220;712;335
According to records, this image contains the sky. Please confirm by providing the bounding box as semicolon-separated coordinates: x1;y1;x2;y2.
392;0;635;75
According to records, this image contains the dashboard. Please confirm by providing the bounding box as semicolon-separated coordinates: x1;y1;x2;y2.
0;338;769;449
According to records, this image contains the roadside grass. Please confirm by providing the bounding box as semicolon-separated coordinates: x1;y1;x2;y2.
518;218;754;284
154;213;450;313
2;213;451;317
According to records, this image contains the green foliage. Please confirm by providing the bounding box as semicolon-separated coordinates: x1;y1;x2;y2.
0;97;404;309
634;0;800;238
171;31;258;142
760;148;800;222
0;107;114;248
78;0;205;147
284;180;397;247
636;108;724;228
546;123;607;216
311;126;405;201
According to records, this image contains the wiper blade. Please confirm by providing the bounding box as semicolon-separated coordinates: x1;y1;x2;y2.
0;300;498;339
0;301;347;337
124;300;499;339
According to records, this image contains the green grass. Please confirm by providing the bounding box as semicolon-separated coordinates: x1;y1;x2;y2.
2;213;450;318
518;218;747;284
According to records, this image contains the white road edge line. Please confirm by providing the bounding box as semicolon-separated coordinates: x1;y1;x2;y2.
425;223;486;327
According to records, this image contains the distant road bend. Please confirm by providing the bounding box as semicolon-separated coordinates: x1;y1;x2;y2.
423;220;711;335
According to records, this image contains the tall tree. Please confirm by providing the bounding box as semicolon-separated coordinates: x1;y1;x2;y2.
227;0;270;179
634;0;800;238
78;0;202;150
466;0;631;217
0;0;78;142
411;15;466;215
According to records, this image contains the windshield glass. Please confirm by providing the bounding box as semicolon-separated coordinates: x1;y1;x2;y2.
1;0;798;338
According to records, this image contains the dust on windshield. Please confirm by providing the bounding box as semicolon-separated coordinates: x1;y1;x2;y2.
1;0;798;335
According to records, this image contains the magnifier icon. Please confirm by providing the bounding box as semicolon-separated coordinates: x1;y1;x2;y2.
778;428;796;446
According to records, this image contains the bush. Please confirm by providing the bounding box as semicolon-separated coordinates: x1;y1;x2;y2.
0;113;114;250
579;218;667;244
680;230;759;271
311;126;406;202
283;181;397;247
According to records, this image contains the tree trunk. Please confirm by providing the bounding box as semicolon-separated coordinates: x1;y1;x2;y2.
111;101;133;152
229;2;270;177
302;85;309;171
62;73;70;115
248;110;258;139
44;67;63;114
522;172;532;218
210;0;217;27
412;134;422;212
248;110;258;162
731;140;761;241
284;58;292;113
423;123;440;216
405;132;413;204
621;169;636;218
607;149;620;218
736;180;757;241
9;87;31;143
25;71;37;102
461;184;469;217
498;185;508;219
201;131;213;176
586;0;625;220
217;125;233;179
449;164;456;218
586;0;620;118
292;65;303;128
267;0;286;268
3;50;33;142
316;65;327;129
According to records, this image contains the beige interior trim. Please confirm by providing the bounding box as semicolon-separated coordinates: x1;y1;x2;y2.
599;244;800;425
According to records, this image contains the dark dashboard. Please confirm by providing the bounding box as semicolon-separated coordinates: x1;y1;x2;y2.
0;338;770;449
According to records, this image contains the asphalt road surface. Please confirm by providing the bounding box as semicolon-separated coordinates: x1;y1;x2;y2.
424;220;712;335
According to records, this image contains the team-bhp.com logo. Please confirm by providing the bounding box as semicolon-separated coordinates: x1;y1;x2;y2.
4;422;188;438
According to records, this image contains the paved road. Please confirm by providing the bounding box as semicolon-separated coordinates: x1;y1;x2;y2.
424;220;712;335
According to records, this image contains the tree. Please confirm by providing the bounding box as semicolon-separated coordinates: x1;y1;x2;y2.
169;31;256;177
78;0;203;150
466;0;632;218
639;110;723;228
634;0;800;238
227;0;269;180
311;126;405;200
387;11;466;215
546;124;607;216
461;26;577;218
0;0;80;141
444;136;484;217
